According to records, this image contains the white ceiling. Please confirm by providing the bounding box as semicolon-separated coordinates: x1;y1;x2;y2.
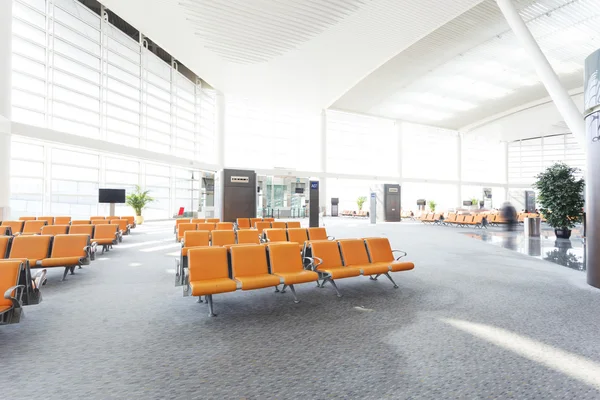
98;0;484;110
334;0;599;129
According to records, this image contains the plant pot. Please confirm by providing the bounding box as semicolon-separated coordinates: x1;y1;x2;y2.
554;228;571;239
135;215;144;225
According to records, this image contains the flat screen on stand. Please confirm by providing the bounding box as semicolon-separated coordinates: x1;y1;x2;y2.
99;189;126;203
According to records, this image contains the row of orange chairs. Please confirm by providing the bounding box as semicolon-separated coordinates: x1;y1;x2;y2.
0;260;44;325
184;237;414;317
175;221;302;242
3;216;134;235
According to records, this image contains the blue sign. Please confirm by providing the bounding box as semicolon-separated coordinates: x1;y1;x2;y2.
310;182;319;190
371;193;376;198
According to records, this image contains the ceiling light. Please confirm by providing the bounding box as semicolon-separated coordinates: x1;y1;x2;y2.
387;104;454;121
410;92;477;111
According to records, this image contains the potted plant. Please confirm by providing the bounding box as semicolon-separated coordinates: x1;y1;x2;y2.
428;200;436;212
126;185;154;225
357;196;367;212
533;163;584;239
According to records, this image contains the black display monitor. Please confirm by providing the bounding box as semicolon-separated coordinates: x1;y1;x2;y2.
294;187;304;194
99;189;126;204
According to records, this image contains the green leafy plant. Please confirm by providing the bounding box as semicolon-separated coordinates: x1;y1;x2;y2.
357;196;367;211
471;198;478;206
126;185;154;216
533;163;584;230
428;200;436;212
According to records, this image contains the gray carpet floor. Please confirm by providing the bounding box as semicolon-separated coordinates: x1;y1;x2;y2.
1;219;600;399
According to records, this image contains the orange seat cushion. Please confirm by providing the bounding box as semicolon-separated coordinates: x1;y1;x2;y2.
388;261;415;272
356;263;390;275
41;257;83;267
320;267;361;279
190;278;237;296
181;246;210;257
235;274;281;290
274;270;318;285
94;239;114;245
0;305;12;313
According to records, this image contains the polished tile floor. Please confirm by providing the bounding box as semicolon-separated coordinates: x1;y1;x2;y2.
464;226;585;271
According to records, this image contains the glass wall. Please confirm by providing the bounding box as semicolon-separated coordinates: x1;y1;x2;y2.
9;136;199;220
402;123;458;181
11;0;216;160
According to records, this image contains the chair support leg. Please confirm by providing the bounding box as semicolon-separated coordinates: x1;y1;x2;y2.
280;284;287;293
274;285;280;292
207;295;216;317
328;279;342;297
385;273;399;289
61;267;69;281
70;266;76;275
197;296;203;303
288;284;300;303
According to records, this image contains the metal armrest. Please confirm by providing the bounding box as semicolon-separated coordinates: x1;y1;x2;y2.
4;285;25;304
32;270;46;289
392;249;407;260
327;236;335;240
304;256;323;271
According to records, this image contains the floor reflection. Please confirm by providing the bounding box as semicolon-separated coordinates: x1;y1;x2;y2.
464;227;585;271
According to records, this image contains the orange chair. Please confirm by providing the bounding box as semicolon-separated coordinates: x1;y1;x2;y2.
174;218;191;234
307;227;334;241
307;240;361;296
36;217;54;225
364;237;414;286
187;247;237;317
271;222;286;229
69;225;94;237
1;221;24;235
177;223;197;242
263;218;274;223
286;228;308;251
21;220;47;235
122;216;136;229
90;216;105;220
54;216;71;225
255;222;271;234
92;224;119;253
250;218;262;229
230;245;280;290
176;230;211;287
8;235;52;267
236;229;261;244
0;236;11;258
40;234;93;281
71;220;91;225
211;230;236;247
267;242;318;302
197;223;216;233
205;218;220;224
41;225;70;235
18;216;36;221
215;222;234;230
114;219;130;238
0;260;25;325
236;218;251;230
286;221;301;229
191;218;205;224
264;229;287;243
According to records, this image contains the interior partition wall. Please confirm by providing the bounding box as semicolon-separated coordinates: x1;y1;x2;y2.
9;0;216;219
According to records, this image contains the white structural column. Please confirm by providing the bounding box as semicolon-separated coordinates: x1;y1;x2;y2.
457;132;463;207
496;0;585;147
396;121;403;183
319;110;327;215
215;91;226;169
0;0;12;220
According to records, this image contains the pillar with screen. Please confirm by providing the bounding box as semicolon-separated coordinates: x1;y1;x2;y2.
99;189;126;217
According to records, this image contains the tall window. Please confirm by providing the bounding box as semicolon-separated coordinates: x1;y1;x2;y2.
402;123;458;181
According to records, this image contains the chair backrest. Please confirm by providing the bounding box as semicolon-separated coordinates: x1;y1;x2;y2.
197;223;216;232
287;228;308;245
71;220;91;225
93;224;118;239
19;216;36;221
183;230;210;247
216;222;234;230
263;218;274;223
92;219;108;225
255;222;271;234
230;245;269;277
37;216;54;225
364;238;394;263
268;243;304;274
54;216;71;225
433;213;442;220
177;223;197;241
250;218;262;228
116;219;128;232
205;218;220;223
307;227;328;241
0;261;22;308
41;225;70;235
237;229;260;244
338;239;370;265
211;230;236;246
464;215;474;223
22;220;47;234
264;228;287;242
51;234;88;258
457;215;466;223
309;240;344;270
191;218;205;224
188;247;229;282
107;217;121;223
175;219;191;228
9;235;52;260
236;218;251;229
122;216;135;226
2;220;24;233
0;236;11;258
69;225;94;236
90;216;105;220
487;214;496;223
286;221;301;229
473;214;484;223
271;221;286;229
